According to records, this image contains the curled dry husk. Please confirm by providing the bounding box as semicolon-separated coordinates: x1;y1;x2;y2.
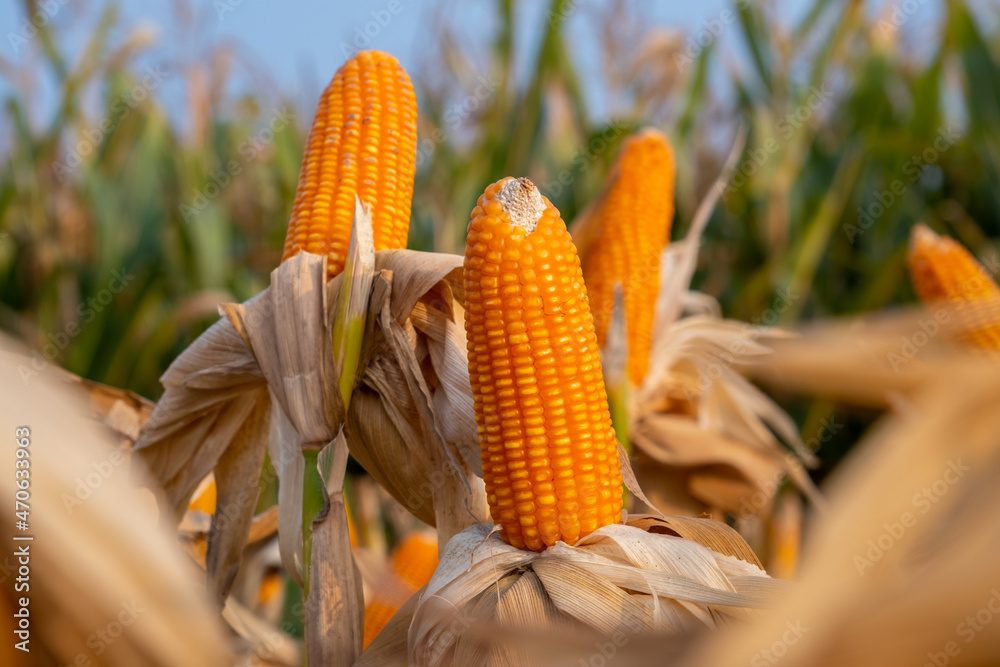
357;511;787;667
574;130;822;521
134;202;485;588
0;336;231;667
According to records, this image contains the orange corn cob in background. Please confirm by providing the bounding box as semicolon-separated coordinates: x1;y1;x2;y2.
187;476;217;514
345;499;358;549
255;568;285;616
907;224;1000;350
362;531;438;648
281;50;417;279
581;128;676;387
464;177;624;552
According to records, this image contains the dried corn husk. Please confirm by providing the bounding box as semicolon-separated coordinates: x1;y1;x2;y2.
346;248;487;545
134;201;486;608
65;373;155;450
224;595;300;667
352;434;781;666
633;314;822;517
0;336;230;667
378;513;785;667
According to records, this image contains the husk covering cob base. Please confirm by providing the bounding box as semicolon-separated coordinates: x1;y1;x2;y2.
399;517;780;667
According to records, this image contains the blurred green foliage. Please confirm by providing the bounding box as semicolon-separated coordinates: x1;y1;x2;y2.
2;0;999;475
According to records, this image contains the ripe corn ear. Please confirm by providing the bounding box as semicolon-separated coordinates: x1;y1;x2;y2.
362;532;438;648
464;177;623;552
281;50;417;279
581;128;675;386
907;224;1000;351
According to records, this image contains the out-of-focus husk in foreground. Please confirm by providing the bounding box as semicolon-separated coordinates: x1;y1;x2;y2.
676;305;1000;667
50;373;296;665
0;336;230;667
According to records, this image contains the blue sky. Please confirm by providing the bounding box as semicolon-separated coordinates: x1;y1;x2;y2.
2;1;813;126
0;0;960;134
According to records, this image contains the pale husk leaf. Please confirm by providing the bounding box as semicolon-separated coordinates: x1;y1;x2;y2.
333;197;377;408
205;387;271;600
624;513;764;568
450;574;521;666
307;477;364;664
636;292;821;518
223;597;300;667
64;373;155;446
408;520;779;666
268;399;305;585
346;254;489;546
489;570;570;666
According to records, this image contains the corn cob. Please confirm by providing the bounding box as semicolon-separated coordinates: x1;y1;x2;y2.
464;177;624;552
907;224;1000;350
362;531;438;648
345;499;358;549
187;478;216;514
581;128;675;386
256;570;284;607
281;50;417;279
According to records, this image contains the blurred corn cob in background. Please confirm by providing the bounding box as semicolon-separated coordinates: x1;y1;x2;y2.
187;474;217;514
281;50;417;278
579;128;676;387
362;531;438;648
464;177;623;551
907;224;1000;352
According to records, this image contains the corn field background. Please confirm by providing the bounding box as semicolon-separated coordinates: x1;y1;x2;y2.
3;0;1000;662
5;0;1000;474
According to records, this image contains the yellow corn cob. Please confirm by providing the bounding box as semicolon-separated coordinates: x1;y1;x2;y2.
256;570;284;607
361;601;398;650
187;477;216;514
581;128;675;386
281;50;417;279
345;499;358;549
907;224;1000;350
464;177;623;552
362;531;438;648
